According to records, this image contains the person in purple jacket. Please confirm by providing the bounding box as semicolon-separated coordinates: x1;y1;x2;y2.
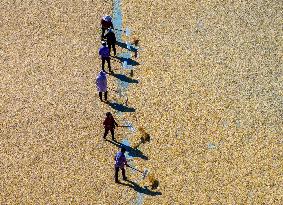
114;147;128;183
99;41;111;72
96;70;107;102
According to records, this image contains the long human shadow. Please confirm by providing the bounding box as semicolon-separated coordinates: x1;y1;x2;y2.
111;73;139;84
116;41;138;52
119;180;162;196
106;139;148;160
112;56;140;66
107;101;135;112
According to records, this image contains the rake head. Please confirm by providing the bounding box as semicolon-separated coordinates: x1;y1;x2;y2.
148;174;159;189
144;134;150;142
132;36;139;46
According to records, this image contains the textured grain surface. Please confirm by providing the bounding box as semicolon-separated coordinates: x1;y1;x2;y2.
1;0;282;204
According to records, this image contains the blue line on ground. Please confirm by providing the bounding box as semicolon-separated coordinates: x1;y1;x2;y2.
113;0;127;105
117;52;133;69
126;41;131;49
113;0;122;42
136;192;144;205
118;52;131;59
113;2;144;204
124;121;136;132
125;27;131;36
119;80;129;90
208;142;217;149
115;110;123;116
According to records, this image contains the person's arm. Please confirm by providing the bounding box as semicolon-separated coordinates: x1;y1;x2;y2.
114;119;118;127
123;156;127;166
101;19;105;27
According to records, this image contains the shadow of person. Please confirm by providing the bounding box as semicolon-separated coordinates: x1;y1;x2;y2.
111;73;139;84
112;56;140;66
116;41;138;52
106;139;148;160
119;180;162;196
107;101;135;112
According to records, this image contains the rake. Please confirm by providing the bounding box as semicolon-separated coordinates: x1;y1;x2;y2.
113;27;131;36
117;125;131;128
126;165;149;179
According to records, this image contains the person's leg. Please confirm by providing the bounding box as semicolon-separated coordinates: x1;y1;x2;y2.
121;168;127;180
115;167;119;183
110;128;115;140
103;128;109;139
106;57;111;72
102;58;106;71
112;43;116;56
107;41;112;54
101;28;106;39
104;91;108;101
99;92;103;101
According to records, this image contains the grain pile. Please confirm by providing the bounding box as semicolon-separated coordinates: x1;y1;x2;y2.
0;0;282;204
123;0;282;204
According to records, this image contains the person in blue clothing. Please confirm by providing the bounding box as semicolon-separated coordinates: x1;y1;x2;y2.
114;147;128;183
99;41;111;72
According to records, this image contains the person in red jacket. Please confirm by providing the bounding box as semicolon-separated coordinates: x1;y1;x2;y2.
103;112;118;140
101;15;114;39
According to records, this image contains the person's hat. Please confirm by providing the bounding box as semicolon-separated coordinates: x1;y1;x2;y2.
99;70;106;76
103;15;112;22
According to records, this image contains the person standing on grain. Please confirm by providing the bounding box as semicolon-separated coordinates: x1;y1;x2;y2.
103;112;118;140
96;70;107;102
114;147;128;183
104;28;117;56
101;15;114;39
99;41;111;72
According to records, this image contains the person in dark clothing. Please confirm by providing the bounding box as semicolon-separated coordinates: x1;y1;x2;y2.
114;147;127;183
99;41;111;72
101;15;114;39
103;112;118;140
104;29;117;56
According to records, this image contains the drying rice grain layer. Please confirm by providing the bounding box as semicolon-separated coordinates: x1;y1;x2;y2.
0;0;282;204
